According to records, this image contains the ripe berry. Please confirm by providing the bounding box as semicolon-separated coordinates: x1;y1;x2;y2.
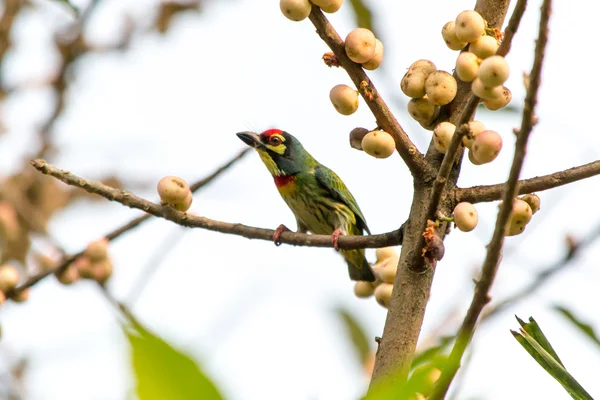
57;263;80;285
455;52;481;82
158;176;191;205
84;238;109;262
349;127;369;150
469;35;499;59
280;0;312;21
361;130;396;159
483;86;512;110
471;78;503;100
462;120;486;149
377;258;397;284
467;149;485;165
521;193;541;214
442;21;468;51
354;281;375;298
425;71;457;106
362;39;384;70
374;283;393;308
471;130;502;163
478;55;510;86
92;259;113;284
455;10;486;43
311;0;343;13
408;96;438;123
375;247;397;262
433;122;456;154
401;70;428;99
453;202;478;232
173;191;193;212
509;199;533;227
0;264;19;293
329;84;359;115
344;28;376;63
409;59;437;75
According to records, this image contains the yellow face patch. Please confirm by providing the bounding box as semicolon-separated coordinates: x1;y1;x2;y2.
264;133;286;155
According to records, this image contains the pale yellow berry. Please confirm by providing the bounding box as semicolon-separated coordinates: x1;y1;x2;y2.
521;193;541;214
478;55;510;86
0;264;19;293
462;120;486;149
505;221;526;236
442;21;468;50
375;247;397;262
455;10;486;43
84;238;109;262
425;71;457;106
361;131;396;159
471;78;503;100
158;176;191;205
362;39;384;70
280;0;312;21
374;283;393;308
349;127;369;150
401;69;428;99
453;202;478;232
483;86;512;110
455;52;481;82
91;259;113;284
408;96;438;123
377;258;397;284
311;0;343;13
471;130;502;164
173;191;193;212
345;28;376;63
329;84;359;115
510;199;533;227
74;257;93;279
57;263;80;285
433;122;456;154
469;35;499;59
409;59;437;75
354;281;375;298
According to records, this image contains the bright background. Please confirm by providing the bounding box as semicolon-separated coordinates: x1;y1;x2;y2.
1;0;600;399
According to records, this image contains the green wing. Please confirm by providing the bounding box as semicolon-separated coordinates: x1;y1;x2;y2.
314;165;371;235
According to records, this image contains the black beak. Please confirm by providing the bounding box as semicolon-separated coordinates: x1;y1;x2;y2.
236;131;262;148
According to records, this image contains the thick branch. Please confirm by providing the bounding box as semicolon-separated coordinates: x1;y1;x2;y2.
29;159;402;249
431;0;552;397
4;149;249;299
308;6;431;179
455;160;600;203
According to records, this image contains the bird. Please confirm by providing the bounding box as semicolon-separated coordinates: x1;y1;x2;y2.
236;128;375;282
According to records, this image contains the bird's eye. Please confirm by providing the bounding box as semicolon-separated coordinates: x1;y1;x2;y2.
269;136;282;145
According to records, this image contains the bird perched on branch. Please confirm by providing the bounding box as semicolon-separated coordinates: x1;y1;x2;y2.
237;129;375;282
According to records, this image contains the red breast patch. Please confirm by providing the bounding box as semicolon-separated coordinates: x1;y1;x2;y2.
261;128;283;137
274;175;295;187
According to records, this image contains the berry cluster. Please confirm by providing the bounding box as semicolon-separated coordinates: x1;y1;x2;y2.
353;247;399;308
280;0;343;21
57;238;114;285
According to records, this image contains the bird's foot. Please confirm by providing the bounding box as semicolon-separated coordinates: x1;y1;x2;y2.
332;229;344;251
273;224;291;246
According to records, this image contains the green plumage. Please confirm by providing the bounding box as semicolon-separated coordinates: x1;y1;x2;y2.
236;129;375;282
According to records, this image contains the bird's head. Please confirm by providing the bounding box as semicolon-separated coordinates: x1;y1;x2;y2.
236;129;313;176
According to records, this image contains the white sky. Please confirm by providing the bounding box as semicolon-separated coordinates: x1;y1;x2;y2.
1;0;600;399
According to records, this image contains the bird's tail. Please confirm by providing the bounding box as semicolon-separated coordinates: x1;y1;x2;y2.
342;248;375;282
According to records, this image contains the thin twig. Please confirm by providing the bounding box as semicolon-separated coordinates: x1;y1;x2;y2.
496;0;528;57
29;159;403;250
4;149;250;299
431;0;552;397
454;160;600;204
308;6;431;179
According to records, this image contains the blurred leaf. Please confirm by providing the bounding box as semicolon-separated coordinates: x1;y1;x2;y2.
349;0;375;34
512;316;593;400
125;323;223;400
336;308;371;365
555;306;600;348
411;335;453;368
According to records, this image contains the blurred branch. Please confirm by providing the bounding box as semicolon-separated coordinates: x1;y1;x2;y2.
4;149;250;299
30;158;403;249
431;0;552;397
455;160;600;204
482;224;600;321
308;6;431;179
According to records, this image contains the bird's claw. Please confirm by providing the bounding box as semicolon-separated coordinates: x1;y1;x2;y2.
332;229;344;251
273;224;291;246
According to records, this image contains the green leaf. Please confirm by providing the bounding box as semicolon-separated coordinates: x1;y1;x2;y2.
512;316;593;400
53;0;78;14
336;308;371;365
555;306;600;348
348;0;375;35
125;323;223;400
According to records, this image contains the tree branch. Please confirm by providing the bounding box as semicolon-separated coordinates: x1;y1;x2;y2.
308;6;431;179
4;149;250;299
455;159;600;203
431;0;552;397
